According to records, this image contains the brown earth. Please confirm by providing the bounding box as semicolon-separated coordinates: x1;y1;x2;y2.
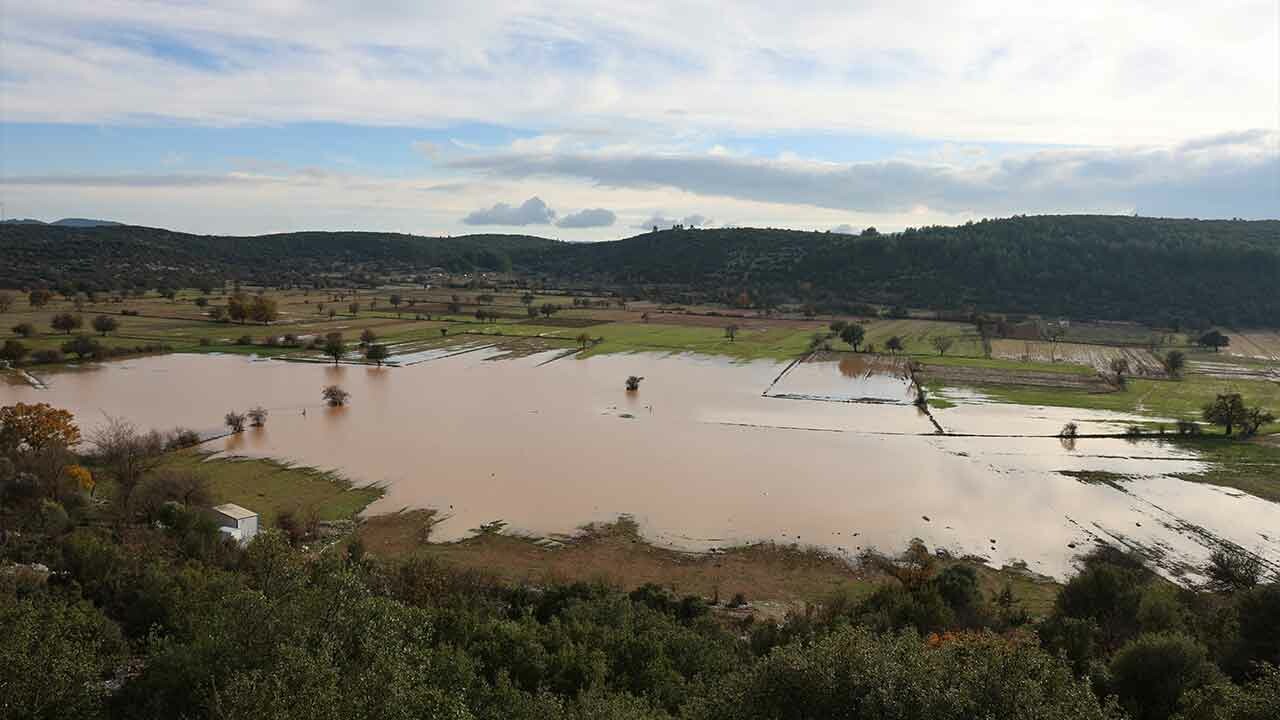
356;511;1061;618
918;363;1113;392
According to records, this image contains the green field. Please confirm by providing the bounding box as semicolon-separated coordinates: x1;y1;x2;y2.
159;450;383;526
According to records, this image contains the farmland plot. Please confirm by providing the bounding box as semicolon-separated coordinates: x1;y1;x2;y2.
991;340;1165;377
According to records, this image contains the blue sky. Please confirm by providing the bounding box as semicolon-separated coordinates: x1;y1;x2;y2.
1;2;1276;237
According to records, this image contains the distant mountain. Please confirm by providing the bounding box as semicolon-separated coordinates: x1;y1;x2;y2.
1;217;124;227
2;215;1277;326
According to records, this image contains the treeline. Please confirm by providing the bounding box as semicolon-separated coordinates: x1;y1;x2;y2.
0;224;558;292
2;215;1279;326
2;402;1279;719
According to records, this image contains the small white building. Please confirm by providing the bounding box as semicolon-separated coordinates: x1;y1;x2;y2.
211;503;259;544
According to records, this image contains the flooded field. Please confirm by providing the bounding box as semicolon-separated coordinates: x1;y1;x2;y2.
5;351;1279;581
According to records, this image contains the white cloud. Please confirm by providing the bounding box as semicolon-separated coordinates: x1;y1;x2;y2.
411;141;441;160
462;196;557;226
1;2;1275;145
451;130;1280;218
632;213;713;229
556;207;615;228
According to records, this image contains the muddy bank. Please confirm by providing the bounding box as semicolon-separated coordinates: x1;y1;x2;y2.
356;512;1061;617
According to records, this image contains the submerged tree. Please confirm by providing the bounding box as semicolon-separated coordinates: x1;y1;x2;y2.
224;411;246;434
625;375;643;391
322;385;350;407
322;332;346;365
365;344;390;367
247;406;268;427
1202;393;1247;436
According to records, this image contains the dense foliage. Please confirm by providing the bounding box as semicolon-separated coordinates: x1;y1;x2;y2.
2;402;1279;719
3;215;1278;326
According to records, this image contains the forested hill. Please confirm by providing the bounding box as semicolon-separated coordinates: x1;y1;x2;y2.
554;215;1280;326
2;215;1278;326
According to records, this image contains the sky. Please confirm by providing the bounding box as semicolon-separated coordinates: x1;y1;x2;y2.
0;1;1277;238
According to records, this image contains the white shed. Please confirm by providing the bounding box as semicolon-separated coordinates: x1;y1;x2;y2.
211;503;259;544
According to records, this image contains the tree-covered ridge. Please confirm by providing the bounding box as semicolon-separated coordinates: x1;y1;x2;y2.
3;215;1278;326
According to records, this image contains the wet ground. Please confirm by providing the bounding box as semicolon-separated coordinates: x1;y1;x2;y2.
5;351;1278;581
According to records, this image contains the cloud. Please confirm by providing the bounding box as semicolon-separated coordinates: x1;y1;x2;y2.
462;196;556;226
0;173;267;188
555;207;615;228
1;3;1274;145
632;213;712;229
831;224;856;234
452;130;1280;219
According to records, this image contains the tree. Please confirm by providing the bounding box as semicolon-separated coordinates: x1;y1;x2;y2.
1;339;29;365
540;303;560;318
1241;406;1275;437
1163;350;1187;378
839;323;865;351
931;336;954;356
51;313;82;335
11;322;35;338
359;329;377;347
194;297;209;308
157;287;178;300
322;332;346;365
92;315;119;336
0;402;81;455
724;324;738;342
208;305;227;322
1198;330;1230;353
247;406;268;427
521;292;535;306
886;336;904;354
348;302;360;316
62;335;101;360
249;295;279;324
1042;322;1066;361
389;294;401;309
322;385;350;406
576;333;591;350
1109;632;1220;720
439;327;448;337
1202;393;1248;436
527;306;538;318
28;288;53;308
1204;547;1262;593
227;294;249;324
88;416;166;516
1110;357;1131;387
0;291;14;313
829;319;847;335
225;411;246;433
447;302;462;314
625;376;643;391
365;344;390;366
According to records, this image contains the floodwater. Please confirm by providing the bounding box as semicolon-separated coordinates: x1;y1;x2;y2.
5;351;1279;581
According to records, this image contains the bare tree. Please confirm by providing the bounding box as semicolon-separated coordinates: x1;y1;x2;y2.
247;406;269;427
89;416;166;518
225;411;247;433
930;336;954;356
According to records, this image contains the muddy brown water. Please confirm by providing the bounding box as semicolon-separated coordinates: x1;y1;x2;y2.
5;353;1279;581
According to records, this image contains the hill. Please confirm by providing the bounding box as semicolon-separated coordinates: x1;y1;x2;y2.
1;215;1277;326
1;217;124;227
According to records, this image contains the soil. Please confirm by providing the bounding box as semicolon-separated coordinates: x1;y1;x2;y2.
918;363;1113;391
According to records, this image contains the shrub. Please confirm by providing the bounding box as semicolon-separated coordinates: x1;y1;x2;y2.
1109;632;1220;720
30;349;65;364
236;335;254;345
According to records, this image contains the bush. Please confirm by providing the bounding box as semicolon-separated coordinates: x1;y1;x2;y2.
1109;632;1221;720
30;349;65;364
198;337;212;346
237;335;254;345
688;625;1113;720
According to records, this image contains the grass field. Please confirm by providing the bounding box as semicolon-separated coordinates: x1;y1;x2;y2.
1169;438;1280;503
159;450;383;526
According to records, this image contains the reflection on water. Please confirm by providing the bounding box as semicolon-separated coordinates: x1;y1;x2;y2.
768;354;915;403
5;351;1279;580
